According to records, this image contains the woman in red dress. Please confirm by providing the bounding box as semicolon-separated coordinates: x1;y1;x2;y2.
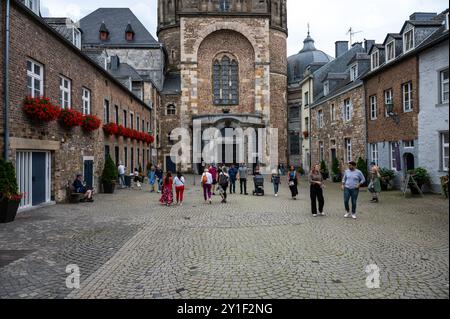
159;172;174;206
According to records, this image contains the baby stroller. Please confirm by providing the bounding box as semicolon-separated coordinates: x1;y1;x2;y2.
253;174;265;196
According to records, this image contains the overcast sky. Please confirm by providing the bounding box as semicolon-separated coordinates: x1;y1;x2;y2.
41;0;448;57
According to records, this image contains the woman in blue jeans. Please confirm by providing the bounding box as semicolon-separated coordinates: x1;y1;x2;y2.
341;161;366;219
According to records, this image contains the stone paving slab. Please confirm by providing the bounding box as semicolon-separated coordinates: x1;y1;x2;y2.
0;176;448;299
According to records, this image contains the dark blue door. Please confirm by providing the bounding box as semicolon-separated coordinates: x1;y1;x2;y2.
166;156;176;173
32;152;46;206
84;160;94;189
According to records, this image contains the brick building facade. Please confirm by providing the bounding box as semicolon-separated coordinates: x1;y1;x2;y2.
157;0;288;173
0;0;152;209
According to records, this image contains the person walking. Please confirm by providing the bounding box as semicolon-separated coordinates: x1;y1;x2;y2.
174;172;186;206
155;166;164;194
202;168;213;204
287;166;299;200
218;167;230;203
368;165;382;203
309;164;325;217
159;172;174;206
118;162;126;189
208;164;218;196
238;163;248;195
342;161;366;219
148;164;157;193
271;171;281;197
228;165;238;194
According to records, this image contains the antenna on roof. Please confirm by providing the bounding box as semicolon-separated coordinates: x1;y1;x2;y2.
347;27;363;45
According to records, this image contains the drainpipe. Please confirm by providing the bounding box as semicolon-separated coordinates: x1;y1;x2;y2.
3;0;10;160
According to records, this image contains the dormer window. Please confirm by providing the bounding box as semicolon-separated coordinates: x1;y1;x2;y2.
72;28;81;49
323;81;330;96
386;40;395;62
350;63;358;81
24;0;40;15
99;22;109;41
125;23;135;41
403;29;415;53
371;51;380;70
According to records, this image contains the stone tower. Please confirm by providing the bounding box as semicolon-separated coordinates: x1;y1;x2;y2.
157;0;288;172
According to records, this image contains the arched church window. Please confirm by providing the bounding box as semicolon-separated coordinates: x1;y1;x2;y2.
213;56;239;106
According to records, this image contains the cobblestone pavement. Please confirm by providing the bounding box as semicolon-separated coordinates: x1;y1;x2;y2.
0;176;448;299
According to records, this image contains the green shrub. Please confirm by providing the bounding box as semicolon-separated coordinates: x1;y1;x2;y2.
408;167;431;187
101;155;118;185
379;168;396;191
320;160;329;180
331;158;342;182
357;157;368;180
0;158;20;199
297;165;305;176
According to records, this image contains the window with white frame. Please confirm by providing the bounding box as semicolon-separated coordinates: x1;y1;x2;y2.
27;59;43;98
345;138;352;163
304;91;310;106
371;51;379;70
441;69;449;104
403;140;414;148
370;95;377;120
82;88;91;115
390;142;398;171
330;104;336;122
24;0;40;14
344;99;352;122
403;29;414;53
166;104;176;115
442;132;449;171
350;64;358;81
323;81;329;96
402;82;413;112
317;110;324;129
370;144;379;166
72;28;81;49
319;141;324;162
59;76;71;109
386;41;395;62
384;89;393;117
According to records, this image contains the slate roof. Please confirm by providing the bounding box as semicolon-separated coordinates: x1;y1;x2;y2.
79;8;159;48
416;24;449;53
162;73;181;95
108;62;143;82
44;17;81;44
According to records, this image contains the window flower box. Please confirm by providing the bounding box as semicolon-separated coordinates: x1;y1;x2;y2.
59;109;83;129
82;115;102;132
23;96;61;123
103;123;119;136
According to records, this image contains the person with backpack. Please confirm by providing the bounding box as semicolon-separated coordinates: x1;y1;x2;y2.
174;172;186;206
228;165;238;194
271;171;281;197
208;164;218;195
287;165;299;200
218;167;230;204
202;168;213;204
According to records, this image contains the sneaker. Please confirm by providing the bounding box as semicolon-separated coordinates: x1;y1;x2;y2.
275;194;278;197
344;212;351;218
320;212;325;216
179;203;183;207
352;214;357;220
209;199;212;205
313;214;318;217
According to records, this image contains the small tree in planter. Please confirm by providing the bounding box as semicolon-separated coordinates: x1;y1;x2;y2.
379;168;396;191
101;155;118;194
320;160;330;180
0;158;23;223
408;167;431;194
331;158;342;183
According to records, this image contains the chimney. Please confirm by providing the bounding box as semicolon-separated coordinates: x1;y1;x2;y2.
364;39;375;53
335;41;349;58
409;12;437;21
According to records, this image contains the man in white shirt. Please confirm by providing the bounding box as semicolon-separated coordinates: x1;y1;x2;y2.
202;168;213;204
118;163;126;188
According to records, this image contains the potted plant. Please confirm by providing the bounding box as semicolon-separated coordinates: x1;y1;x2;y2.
82;115;102;132
379;168;396;191
320;160;329;180
22;96;61;123
331;158;342;183
0;158;23;223
408;167;431;194
357;157;368;187
101;155;118;194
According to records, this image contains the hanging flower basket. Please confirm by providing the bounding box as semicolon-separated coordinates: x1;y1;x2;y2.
82;115;102;132
103;123;119;136
23;96;61;123
59;109;83;129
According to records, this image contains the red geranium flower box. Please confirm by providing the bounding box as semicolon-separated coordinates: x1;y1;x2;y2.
23;96;61;122
103;123;119;136
59;109;83;128
82;115;102;132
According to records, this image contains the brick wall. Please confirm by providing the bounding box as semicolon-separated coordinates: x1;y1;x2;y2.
4;2;152;203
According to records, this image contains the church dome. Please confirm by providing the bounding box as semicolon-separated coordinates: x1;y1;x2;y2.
288;33;333;84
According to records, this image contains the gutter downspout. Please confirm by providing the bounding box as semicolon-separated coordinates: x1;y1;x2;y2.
3;0;10;160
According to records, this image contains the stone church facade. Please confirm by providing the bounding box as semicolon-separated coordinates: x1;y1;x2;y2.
157;0;288;173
